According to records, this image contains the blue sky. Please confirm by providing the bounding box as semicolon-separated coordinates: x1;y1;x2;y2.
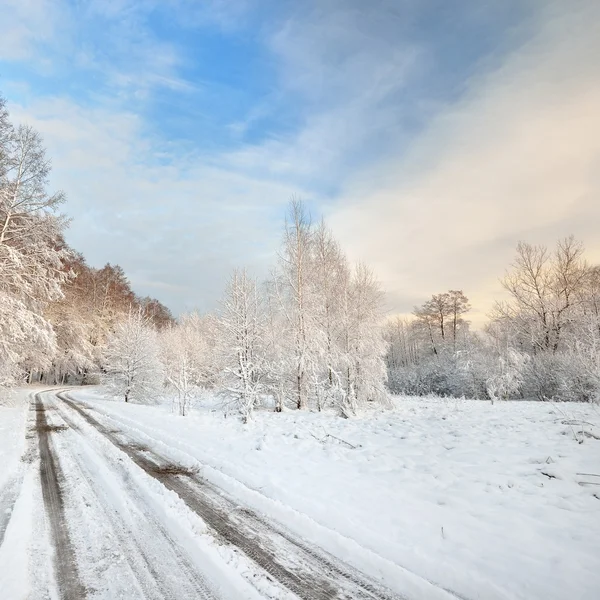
1;0;599;321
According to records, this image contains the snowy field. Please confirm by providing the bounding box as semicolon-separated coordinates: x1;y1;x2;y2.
1;388;599;600
69;389;600;599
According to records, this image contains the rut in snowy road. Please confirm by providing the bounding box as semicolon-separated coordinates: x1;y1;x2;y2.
57;391;404;600
42;393;222;600
34;393;86;600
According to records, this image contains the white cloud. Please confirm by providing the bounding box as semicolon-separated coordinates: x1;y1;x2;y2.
4;0;598;325
0;0;64;60
7;96;300;313
327;0;600;324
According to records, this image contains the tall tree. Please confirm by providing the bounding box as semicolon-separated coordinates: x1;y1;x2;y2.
276;198;314;409
337;262;387;415
0;97;73;384
310;220;348;408
103;310;163;403
217;269;266;422
494;237;587;353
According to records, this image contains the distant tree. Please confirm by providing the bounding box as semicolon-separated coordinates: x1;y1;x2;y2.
414;290;471;354
494;237;587;353
103;310;163;403
139;296;174;330
447;290;471;350
160;312;217;416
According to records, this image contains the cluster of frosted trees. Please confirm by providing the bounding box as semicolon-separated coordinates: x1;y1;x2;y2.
385;237;600;403
5;91;598;411
218;200;387;419
144;200;388;420
0;95;72;386
0;96;171;389
1;95;386;418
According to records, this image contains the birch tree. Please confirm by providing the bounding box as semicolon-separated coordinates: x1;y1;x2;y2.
276;198;314;409
217;269;266;422
337;263;387;415
309;221;348;409
0;96;73;384
161;312;218;415
103;310;164;403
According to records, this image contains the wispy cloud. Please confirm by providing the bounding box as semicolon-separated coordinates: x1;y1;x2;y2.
2;0;597;322
7;95;299;313
0;0;65;61
327;0;600;323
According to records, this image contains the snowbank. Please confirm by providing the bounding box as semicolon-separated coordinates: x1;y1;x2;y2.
0;388;30;491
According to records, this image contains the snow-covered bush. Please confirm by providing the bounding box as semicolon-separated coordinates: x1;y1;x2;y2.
486;348;529;403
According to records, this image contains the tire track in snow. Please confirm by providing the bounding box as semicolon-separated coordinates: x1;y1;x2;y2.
47;399;220;600
57;391;406;600
34;392;86;600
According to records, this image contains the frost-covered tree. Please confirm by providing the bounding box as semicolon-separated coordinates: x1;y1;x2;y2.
42;258;172;384
494;237;587;354
276;198;315;410
0;95;73;384
103;310;164;403
336;262;388;415
217;269;266;422
260;199;390;414
486;348;529;404
413;290;470;355
309;221;348;409
161;312;218;416
140;296;174;329
487;238;599;402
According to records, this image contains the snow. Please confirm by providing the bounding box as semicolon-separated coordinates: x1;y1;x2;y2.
70;388;600;600
0;388;29;492
0;387;59;600
46;393;281;600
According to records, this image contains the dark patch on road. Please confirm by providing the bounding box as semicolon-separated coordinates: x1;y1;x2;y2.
40;424;69;433
58;392;402;600
35;393;87;600
150;464;197;476
125;442;150;452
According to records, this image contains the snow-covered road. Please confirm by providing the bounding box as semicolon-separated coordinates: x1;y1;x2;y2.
1;389;599;599
1;390;432;600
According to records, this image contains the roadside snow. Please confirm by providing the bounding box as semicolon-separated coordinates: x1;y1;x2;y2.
0;388;30;493
69;389;600;600
0;387;60;600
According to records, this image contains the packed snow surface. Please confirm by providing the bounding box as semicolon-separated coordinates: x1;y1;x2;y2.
67;389;600;600
1;387;599;599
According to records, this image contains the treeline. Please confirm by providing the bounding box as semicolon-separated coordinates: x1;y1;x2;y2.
385;237;600;403
107;200;387;420
0;95;171;387
3;91;599;417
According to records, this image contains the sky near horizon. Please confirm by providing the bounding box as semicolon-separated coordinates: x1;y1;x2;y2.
1;0;599;324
